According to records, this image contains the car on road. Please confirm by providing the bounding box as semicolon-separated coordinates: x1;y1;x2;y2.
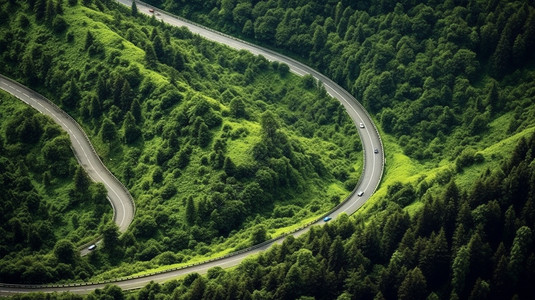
359;122;365;128
374;148;379;154
149;8;154;13
357;191;364;196
323;217;332;222
88;244;97;251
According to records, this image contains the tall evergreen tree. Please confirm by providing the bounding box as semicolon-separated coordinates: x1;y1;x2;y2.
398;267;427;300
99;117;117;143
122;111;141;144
62;79;80;109
73;165;90;193
131;0;138;17
185;196;196;225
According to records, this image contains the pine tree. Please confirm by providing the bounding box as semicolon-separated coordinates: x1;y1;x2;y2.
145;43;158;68
99;118;117;143
185;196;196;225
89;95;101;118
452;245;470;295
328;236;345;272
418;229;449;289
484;80;500;114
198;122;211;148
73;166;90;193
224;156;236;177
62;79;80;108
130;98;142;122
468;278;490;300
96;75;108;101
153;35;164;61
122;111;141;144
229;97;246;118
398;267;427;300
491;28;513;78
508;226;532;285
102;222;120;252
131;0;138;16
84;30;94;51
119;80;133;111
173;50;185;71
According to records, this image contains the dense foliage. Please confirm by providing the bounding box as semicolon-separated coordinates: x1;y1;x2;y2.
142;134;535;300
10;133;535;300
150;0;535;161
0;0;359;280
0;92;111;283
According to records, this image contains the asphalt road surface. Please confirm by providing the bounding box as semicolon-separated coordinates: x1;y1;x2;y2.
0;76;135;237
0;1;383;295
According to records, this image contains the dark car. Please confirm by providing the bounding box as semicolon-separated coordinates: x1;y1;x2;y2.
323;217;332;222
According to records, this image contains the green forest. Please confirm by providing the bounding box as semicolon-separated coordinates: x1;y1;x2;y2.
0;92;112;283
2;0;535;299
0;0;359;283
151;0;535;161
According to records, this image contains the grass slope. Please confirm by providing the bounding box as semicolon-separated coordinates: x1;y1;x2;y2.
0;0;361;281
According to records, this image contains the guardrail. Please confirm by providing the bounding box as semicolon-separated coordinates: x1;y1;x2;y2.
0;1;384;291
0;74;136;231
133;0;385;196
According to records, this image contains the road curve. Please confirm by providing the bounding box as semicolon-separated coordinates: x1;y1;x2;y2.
0;1;383;295
0;76;135;233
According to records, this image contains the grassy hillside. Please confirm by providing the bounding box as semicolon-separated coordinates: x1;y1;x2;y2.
0;0;361;281
48;0;534;298
0;91;111;283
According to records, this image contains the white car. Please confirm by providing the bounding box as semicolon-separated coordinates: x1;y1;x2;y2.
359;122;365;128
88;244;97;251
357;191;364;196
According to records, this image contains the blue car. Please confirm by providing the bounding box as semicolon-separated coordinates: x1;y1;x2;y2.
323;217;332;222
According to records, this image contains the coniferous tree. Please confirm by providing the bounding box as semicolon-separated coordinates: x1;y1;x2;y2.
130;98;142;122
198;122;210;148
99;117;117;143
62;79;80;109
53;239;79;265
173;50;185;71
131;0;138;17
153;35;164;61
398;267;427;300
119;80;133;111
84;30;94;51
185;196;196;225
122;111;141;144
508;226;532;286
73;166;90;193
229;97;245;118
145;43;158;68
223;156;236;177
102;222;120;253
89;94;101;118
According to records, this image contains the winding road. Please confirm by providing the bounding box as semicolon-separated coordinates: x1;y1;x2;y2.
0;0;383;295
